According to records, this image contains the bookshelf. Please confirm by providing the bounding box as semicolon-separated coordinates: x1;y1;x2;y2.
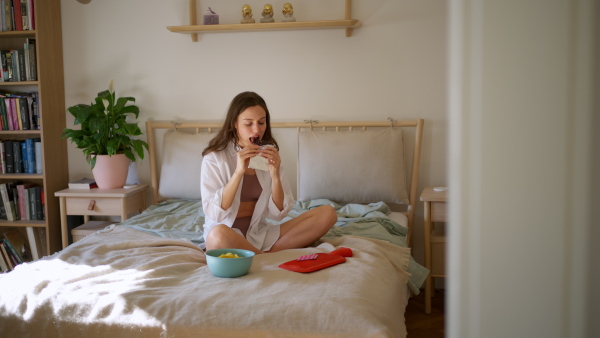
0;0;68;260
168;0;362;42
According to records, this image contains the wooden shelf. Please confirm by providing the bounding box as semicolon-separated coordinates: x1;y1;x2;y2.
0;173;44;180
0;30;36;38
170;0;361;42
0;219;46;227
168;19;361;34
0;129;41;135
0;81;38;86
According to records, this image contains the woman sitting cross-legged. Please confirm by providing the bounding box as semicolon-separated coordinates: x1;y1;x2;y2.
201;91;337;254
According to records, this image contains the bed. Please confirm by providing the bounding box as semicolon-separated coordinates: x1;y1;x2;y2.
0;118;427;337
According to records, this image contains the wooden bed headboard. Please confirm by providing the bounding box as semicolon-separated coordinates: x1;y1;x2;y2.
145;119;424;246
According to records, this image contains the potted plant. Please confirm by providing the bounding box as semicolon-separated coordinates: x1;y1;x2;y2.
62;81;148;189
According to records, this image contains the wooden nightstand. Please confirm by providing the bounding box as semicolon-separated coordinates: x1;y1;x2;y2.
55;184;149;249
420;186;448;314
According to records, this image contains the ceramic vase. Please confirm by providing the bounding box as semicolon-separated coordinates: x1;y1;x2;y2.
92;153;130;189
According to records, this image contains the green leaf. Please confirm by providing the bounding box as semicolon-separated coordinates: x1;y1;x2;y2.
123;148;135;162
114;97;135;112
89;155;97;169
120;105;140;118
132;139;148;159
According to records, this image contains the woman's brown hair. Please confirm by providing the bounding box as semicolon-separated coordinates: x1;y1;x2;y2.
202;91;278;156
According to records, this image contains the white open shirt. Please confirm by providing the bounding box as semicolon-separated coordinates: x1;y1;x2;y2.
200;142;295;251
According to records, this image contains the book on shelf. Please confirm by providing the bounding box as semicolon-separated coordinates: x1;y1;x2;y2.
0;141;4;173
35;186;42;220
27;185;35;220
24;138;34;173
20;141;26;173
0;188;6;220
0;51;7;82
26;185;43;221
9;97;17;129
3;228;32;262
12;139;21;173
0;182;15;221
68;178;97;189
3;96;12;129
2;1;13;32
2;236;22;264
0;240;14;270
10;182;19;220
16;182;33;220
2;238;20;267
4;51;12;82
25;227;41;260
0;241;8;272
16;49;25;81
18;97;29;129
34;139;41;173
3;139;13;173
23;183;29;218
0;97;5;129
12;0;22;31
25;37;36;81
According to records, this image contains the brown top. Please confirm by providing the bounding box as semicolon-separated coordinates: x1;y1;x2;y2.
233;174;263;236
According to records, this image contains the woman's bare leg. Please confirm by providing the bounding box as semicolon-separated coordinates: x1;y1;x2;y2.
205;224;263;254
268;205;337;252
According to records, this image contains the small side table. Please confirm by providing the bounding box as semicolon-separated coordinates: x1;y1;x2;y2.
420;186;448;314
55;184;149;249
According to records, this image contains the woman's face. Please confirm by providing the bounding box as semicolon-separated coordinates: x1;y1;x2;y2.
235;105;267;148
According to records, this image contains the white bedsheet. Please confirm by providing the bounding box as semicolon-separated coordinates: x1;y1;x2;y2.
0;225;412;337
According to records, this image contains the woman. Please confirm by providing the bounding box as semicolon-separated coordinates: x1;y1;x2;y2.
201;91;337;254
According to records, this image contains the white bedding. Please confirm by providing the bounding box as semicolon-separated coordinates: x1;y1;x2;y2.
0;225;413;337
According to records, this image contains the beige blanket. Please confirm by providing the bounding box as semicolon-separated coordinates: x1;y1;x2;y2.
0;226;411;337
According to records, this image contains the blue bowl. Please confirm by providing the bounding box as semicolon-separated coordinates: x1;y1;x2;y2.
205;248;255;278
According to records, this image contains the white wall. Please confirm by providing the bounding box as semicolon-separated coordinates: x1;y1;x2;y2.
60;0;448;265
448;0;597;337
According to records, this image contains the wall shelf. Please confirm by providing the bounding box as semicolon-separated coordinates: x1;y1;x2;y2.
169;0;361;42
168;19;361;34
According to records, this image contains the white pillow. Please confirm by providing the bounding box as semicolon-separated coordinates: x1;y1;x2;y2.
158;130;213;200
297;128;408;205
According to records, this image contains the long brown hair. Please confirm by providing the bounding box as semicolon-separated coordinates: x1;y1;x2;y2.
202;91;278;156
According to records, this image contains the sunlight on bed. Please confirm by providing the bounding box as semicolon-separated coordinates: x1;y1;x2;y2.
1;259;163;327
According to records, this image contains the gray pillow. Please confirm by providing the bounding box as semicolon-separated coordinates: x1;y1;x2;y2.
297;128;408;204
159;130;213;200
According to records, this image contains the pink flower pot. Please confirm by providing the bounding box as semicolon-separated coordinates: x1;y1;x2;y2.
92;154;131;189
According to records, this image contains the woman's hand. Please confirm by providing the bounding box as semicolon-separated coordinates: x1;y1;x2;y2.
262;146;284;210
261;146;281;178
235;144;260;175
